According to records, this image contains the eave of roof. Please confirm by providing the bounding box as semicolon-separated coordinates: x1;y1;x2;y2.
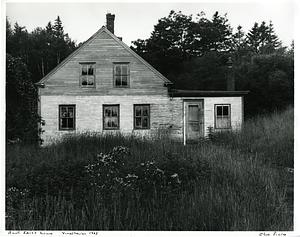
170;90;249;97
37;26;172;85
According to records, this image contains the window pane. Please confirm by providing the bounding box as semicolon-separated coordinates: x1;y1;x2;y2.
216;117;230;129
88;77;94;85
121;76;127;86
217;106;223;116
218;118;228;128
104;117;109;128
189;122;199;132
68;108;74;118
105;108;111;117
61;118;67;128
115;76;121;86
82;65;87;75
135;106;141;116
88;65;94;75
62;112;68;118
223;106;229;116
121;65;128;75
107;119;112;128
115;65;121;75
82;77;88;85
68;118;74;128
135;117;141;127
142;106;149;116
142;118;148;128
104;117;118;128
111;107;118;117
188;105;199;121
61;107;67;117
111;117;118;127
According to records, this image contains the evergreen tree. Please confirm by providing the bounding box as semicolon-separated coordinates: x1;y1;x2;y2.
6;17;77;143
6;54;41;143
247;21;281;54
287;40;294;56
53;16;64;38
6;17;13;51
247;22;261;53
234;25;245;47
53;16;66;64
262;21;281;54
230;25;250;62
210;12;232;51
46;21;53;34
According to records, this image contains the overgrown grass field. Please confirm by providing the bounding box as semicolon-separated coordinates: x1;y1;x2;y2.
6;108;294;230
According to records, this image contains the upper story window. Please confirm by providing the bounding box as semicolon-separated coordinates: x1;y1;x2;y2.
80;63;95;87
113;63;129;87
59;105;75;130
215;104;231;129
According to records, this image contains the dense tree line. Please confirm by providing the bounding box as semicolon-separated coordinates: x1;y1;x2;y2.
131;11;294;116
6;16;76;143
6;11;293;143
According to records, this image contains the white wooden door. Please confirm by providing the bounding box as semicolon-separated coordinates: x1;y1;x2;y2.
185;100;204;142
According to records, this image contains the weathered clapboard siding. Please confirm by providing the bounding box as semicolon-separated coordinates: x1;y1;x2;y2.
181;96;242;138
38;24;246;145
202;97;243;132
40;30;168;96
40;93;242;144
40;95;183;144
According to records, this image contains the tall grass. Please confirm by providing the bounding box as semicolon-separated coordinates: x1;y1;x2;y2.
6;108;293;230
209;107;293;167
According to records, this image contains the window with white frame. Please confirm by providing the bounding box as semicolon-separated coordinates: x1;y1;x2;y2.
134;104;150;129
80;63;95;87
113;63;129;87
103;105;120;130
215;104;231;129
59;105;75;130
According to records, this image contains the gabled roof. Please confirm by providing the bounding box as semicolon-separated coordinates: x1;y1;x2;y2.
37;26;172;85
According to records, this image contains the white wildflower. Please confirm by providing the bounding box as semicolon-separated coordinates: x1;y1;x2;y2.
171;173;178;178
156;168;164;174
126;174;138;179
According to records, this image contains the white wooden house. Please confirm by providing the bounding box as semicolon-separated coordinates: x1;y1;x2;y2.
36;14;248;145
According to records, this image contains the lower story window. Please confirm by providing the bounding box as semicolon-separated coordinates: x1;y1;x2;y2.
103;105;120;130
215;104;231;129
59;105;75;130
134;104;150;129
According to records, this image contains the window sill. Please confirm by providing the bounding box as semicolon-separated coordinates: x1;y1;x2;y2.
214;127;232;130
80;86;96;88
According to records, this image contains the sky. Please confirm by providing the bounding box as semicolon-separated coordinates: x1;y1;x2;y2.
5;1;295;47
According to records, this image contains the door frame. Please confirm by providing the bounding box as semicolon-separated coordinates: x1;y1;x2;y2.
183;99;204;145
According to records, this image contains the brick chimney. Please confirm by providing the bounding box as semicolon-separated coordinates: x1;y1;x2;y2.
106;13;115;34
226;57;235;91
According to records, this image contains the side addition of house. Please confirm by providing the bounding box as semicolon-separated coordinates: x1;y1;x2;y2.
36;14;248;145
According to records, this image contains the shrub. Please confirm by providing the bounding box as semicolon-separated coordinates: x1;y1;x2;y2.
85;146;205;200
